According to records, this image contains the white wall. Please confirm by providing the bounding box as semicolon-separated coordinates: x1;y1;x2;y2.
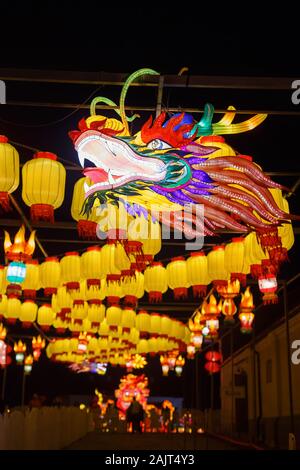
0;406;94;450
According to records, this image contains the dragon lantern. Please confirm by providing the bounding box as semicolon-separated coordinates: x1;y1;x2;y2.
115;373;149;415
69;69;298;259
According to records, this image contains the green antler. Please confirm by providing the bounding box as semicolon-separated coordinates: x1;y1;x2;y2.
119;68;159;135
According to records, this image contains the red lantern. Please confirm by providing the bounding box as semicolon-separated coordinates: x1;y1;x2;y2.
205;351;222;362
204;361;221;374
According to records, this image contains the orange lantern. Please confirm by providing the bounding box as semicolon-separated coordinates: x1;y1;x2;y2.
22;152;66;222
239;287;255;334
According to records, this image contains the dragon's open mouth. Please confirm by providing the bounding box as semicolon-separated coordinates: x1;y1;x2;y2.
75;130;167;196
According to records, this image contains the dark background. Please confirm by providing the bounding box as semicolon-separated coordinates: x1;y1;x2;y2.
0;3;299;409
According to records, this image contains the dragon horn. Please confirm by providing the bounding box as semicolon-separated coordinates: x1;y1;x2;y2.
119;68;159;135
189;103;214;137
212;111;267;135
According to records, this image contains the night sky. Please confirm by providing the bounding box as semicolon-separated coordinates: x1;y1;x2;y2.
0;4;300;409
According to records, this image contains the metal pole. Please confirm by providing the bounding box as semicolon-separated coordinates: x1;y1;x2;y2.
1;367;7;401
283;281;295;434
252;329;257;443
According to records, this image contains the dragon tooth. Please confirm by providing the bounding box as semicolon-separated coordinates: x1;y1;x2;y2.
84;181;90;193
108;170;115;185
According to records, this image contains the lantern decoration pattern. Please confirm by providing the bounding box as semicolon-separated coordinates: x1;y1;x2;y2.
115;374;149;416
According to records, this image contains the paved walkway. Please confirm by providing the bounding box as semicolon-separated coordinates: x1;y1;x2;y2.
65;432;239;450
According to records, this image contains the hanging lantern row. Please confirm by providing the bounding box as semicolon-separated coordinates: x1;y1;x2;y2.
46;331;186;367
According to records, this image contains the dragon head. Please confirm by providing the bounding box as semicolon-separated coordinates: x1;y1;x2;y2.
69;69;294;237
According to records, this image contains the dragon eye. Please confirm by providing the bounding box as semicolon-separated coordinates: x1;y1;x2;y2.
147;139;171;150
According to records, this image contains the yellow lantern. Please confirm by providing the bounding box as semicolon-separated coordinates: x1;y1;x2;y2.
122;268;144;307
0;294;7;318
279;197;294;251
37;304;55;330
81;246;104;288
224;237;246;284
149;313;161;337
99;319;110;337
71;300;88;325
114;243;131;272
71;177;107;239
166;257;190;300
136;310;151;336
136;339;149;355
160;315;172;337
87;300;105;328
22;260;39;299
103;274;123;305
137;219;162;266
4;296;21;324
186;251;210;298
60;252;81;290
39;257;61;296
20;299;38;326
106;305;122;331
207;245;229;287
121;307;136;332
22;152;66;222
144;262;168;303
0;135;19;211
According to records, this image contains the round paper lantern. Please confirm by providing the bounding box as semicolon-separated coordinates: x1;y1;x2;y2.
160;315;172;337
121;307;136;332
114;243;131;272
205;361;221;374
205;351;222;362
71;178;99;239
22;260;39;299
144;262;168;303
106;305;122;331
87;300;105;328
207;245;229;287
4;296;21;324
186;251;210;298
60;252;81;290
81;246;103;287
166;257;189;300
101;241;121;276
139;219;162;263
135;310;151;336
39;257;61;296
224;237;246;284
71;300;88;324
149;313;161;337
104;275;123;306
20;299;38;327
122;267;144;307
136;339;149;355
22;152;66;222
37;304;55;330
0;136;19;210
0;294;8;319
